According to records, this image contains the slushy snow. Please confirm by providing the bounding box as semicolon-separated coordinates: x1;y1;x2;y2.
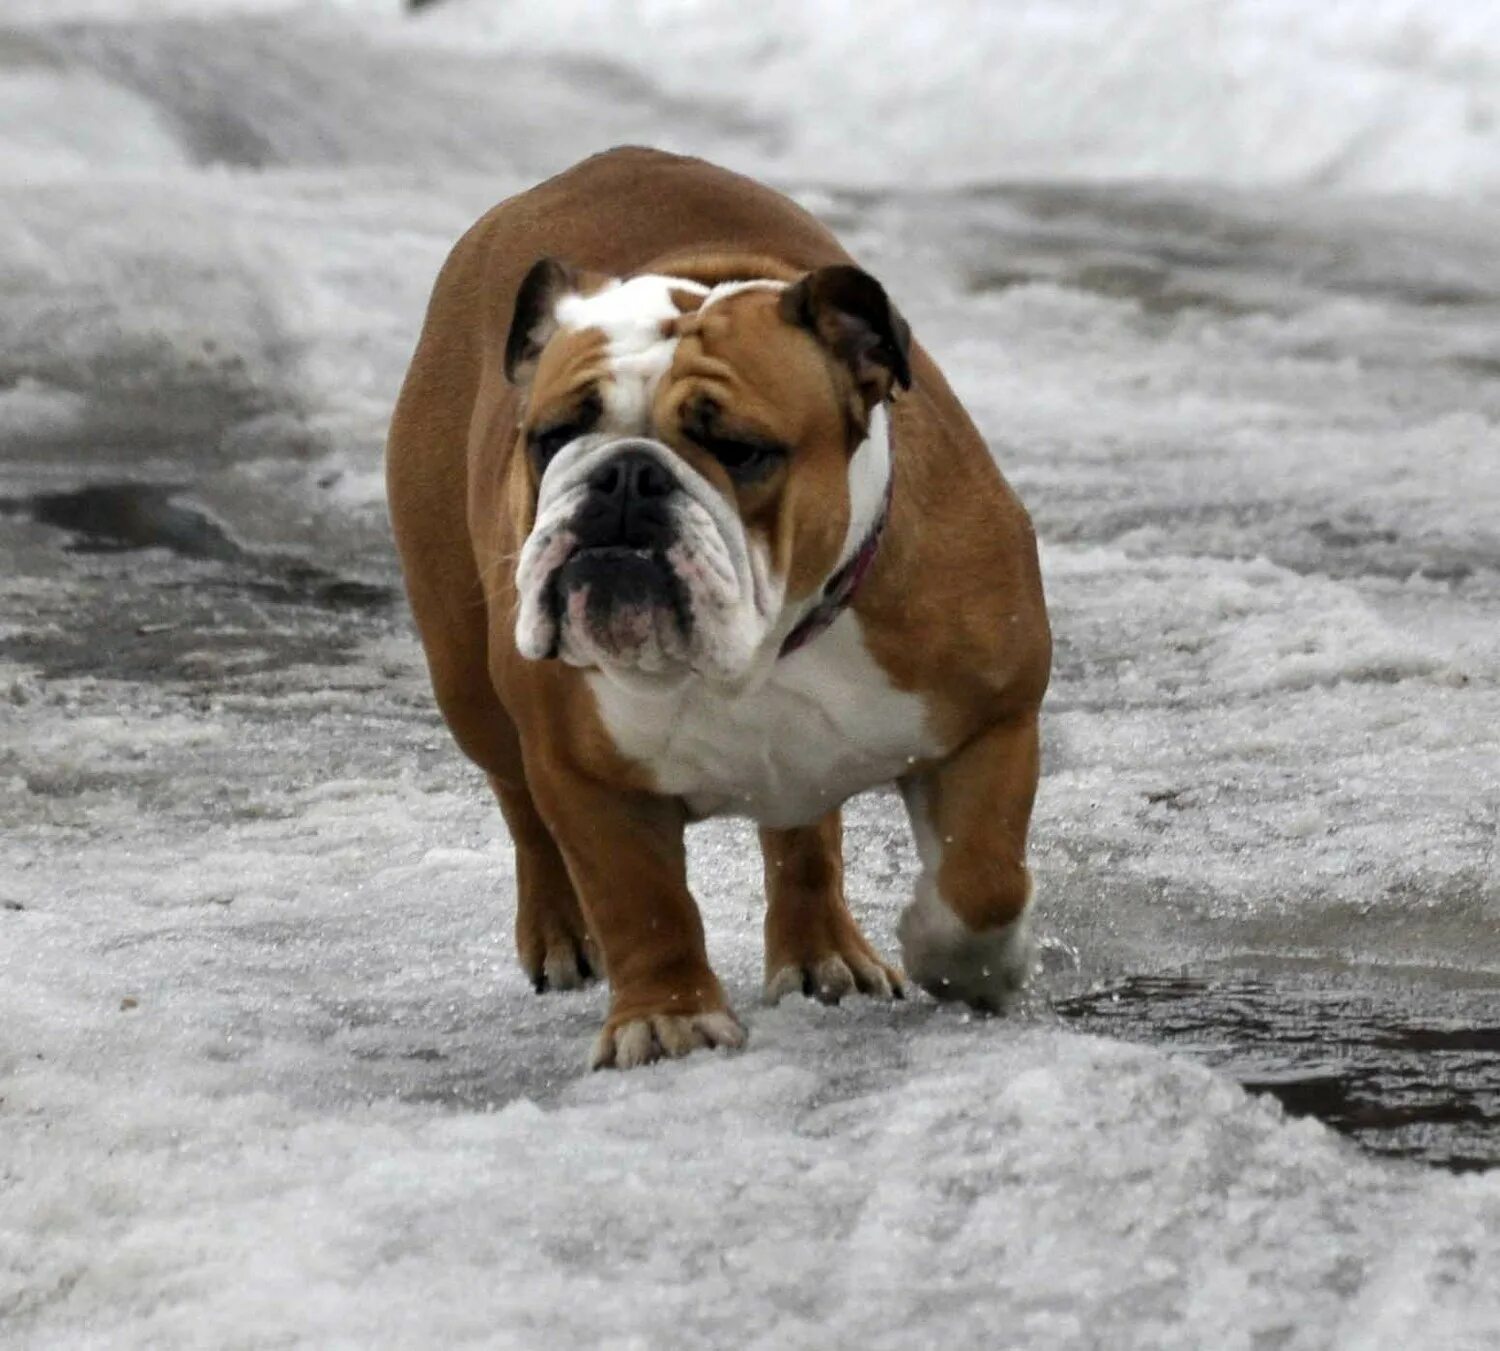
2;2;1499;1348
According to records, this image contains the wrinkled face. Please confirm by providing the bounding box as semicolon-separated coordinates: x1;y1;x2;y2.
510;272;896;690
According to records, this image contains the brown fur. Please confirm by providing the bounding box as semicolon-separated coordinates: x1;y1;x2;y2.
386;147;1050;1066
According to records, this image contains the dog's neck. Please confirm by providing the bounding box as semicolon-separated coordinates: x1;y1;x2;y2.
779;471;893;659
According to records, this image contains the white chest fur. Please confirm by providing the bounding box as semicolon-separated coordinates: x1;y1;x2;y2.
588;612;939;828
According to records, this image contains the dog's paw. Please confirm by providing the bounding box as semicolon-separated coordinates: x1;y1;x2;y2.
532;937;600;993
763;908;905;1007
518;920;601;994
590;1009;746;1070
764;950;905;1006
897;876;1034;1012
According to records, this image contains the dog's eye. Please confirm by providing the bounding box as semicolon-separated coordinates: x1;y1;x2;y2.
680;397;787;483
691;432;786;482
528;392;602;469
530;423;581;467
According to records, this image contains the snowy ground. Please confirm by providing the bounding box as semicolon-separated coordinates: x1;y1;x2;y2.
2;3;1499;1348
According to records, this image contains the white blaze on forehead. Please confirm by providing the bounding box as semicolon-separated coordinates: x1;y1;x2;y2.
554;274;708;430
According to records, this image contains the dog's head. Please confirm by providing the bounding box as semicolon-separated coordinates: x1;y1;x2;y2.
506;258;910;690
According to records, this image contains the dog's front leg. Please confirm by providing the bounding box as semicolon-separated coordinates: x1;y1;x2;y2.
897;714;1041;1011
526;761;744;1068
760;811;905;1005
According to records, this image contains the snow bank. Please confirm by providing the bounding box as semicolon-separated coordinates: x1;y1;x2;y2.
6;1;1500;195
2;0;392;19
0;173;485;545
409;0;1500;196
0;62;187;183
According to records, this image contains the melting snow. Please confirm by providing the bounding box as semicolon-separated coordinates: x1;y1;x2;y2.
2;2;1499;1347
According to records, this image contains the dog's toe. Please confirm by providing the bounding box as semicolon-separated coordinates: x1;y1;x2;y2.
541;941;594;992
590;1010;746;1070
764;951;904;1006
524;932;601;994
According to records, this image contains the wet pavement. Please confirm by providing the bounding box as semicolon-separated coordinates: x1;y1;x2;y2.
0;481;396;684
1057;972;1500;1173
5;481;1496;1175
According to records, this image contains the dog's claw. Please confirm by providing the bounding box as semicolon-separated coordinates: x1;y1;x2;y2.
590;1010;746;1070
764;952;905;1007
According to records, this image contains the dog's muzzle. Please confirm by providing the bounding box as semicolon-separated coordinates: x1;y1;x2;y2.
541;443;692;672
515;437;775;683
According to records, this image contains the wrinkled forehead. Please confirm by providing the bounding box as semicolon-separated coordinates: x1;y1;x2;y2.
530;274;790;426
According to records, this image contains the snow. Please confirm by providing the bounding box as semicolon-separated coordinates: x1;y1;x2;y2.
381;0;1500;197
3;1;1500;1347
6;1;1500;195
6;999;1499;1347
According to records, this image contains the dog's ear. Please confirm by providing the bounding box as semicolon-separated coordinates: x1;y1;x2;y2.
505;257;579;386
779;265;912;404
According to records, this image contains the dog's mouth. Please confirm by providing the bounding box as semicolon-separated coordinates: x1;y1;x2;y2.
546;546;693;670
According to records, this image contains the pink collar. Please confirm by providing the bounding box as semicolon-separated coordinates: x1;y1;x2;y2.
778;476;893;659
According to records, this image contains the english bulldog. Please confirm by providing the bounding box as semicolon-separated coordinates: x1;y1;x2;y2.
387;147;1050;1069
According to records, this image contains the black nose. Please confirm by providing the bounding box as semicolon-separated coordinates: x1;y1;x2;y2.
588;451;674;503
576;449;678;550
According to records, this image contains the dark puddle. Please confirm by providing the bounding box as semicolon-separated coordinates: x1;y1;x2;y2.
4;481;394;610
1;481;396;682
22;482;244;561
1056;975;1500;1173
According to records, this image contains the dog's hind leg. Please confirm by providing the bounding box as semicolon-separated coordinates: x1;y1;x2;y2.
490;776;600;993
402;609;598;994
897;713;1040;1011
387;353;595;995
